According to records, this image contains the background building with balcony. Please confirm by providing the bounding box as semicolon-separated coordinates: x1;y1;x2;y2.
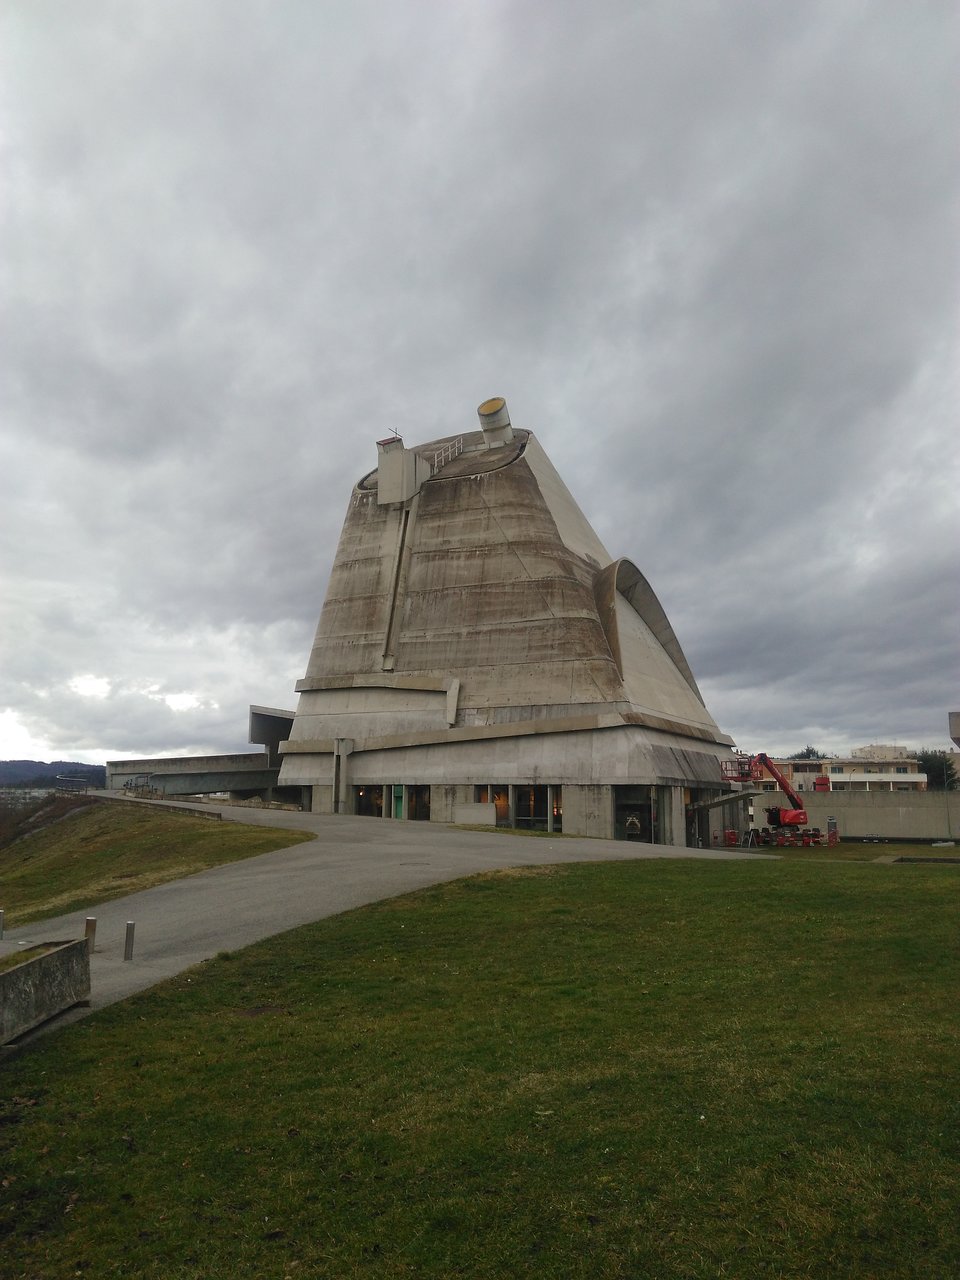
760;746;927;794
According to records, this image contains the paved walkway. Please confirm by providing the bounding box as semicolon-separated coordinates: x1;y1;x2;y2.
1;799;773;1034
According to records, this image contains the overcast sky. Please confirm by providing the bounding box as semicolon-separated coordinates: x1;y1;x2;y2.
1;0;957;766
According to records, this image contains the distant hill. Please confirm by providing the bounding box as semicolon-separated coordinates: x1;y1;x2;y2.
0;760;106;788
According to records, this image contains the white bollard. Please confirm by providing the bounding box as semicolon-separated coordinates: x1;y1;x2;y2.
85;917;97;952
123;921;135;961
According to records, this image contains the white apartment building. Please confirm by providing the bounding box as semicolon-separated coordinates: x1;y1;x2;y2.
762;747;927;794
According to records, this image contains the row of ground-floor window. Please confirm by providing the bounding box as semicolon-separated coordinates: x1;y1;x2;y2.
356;783;433;821
357;783;565;830
346;782;723;845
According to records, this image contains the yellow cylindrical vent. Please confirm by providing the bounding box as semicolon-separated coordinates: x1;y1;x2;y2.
477;396;513;447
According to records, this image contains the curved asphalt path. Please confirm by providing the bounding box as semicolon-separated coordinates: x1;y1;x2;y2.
1;797;773;1036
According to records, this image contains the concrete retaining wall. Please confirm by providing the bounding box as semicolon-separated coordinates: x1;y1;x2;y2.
1;938;90;1043
747;789;959;841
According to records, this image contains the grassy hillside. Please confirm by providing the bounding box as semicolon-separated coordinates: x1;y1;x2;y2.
1;857;958;1278
0;759;105;787
0;799;313;926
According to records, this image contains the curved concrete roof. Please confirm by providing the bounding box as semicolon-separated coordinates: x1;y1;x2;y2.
595;558;704;702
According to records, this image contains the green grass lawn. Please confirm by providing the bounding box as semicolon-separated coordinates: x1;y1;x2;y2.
0;801;314;926
773;840;931;862
0;944;60;974
2;857;958;1278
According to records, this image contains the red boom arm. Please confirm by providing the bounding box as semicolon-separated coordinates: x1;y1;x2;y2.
755;753;808;827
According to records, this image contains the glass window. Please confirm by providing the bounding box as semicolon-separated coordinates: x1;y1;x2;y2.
551;785;562;834
514;785;549;831
355;785;383;817
474;784;510;823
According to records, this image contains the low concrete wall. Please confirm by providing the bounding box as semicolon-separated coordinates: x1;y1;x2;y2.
748;789;960;841
1;938;90;1043
453;802;496;826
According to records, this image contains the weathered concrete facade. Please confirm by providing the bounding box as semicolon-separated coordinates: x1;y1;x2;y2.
278;400;735;843
105;752;278;799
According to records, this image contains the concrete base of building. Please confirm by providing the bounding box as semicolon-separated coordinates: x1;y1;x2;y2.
300;778;725;847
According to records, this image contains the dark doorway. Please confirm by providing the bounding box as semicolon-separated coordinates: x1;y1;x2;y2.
408;785;431;820
685;789;713;847
615;785;657;842
355;785;383;817
515;785;549;831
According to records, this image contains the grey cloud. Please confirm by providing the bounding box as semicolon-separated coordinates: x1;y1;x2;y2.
1;0;957;762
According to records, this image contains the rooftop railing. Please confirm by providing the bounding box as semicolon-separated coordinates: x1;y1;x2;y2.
432;436;464;473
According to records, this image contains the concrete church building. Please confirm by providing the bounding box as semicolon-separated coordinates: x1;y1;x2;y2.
276;398;735;844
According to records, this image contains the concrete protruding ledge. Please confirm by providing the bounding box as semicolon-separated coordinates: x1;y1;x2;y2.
279;709;728;756
295;673;450;693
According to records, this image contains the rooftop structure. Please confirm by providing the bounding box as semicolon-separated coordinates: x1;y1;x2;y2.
851;744;916;761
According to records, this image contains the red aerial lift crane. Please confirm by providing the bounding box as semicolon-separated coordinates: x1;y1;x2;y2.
721;753;808;829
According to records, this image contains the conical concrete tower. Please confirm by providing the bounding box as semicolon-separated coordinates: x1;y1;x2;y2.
278;398;734;842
